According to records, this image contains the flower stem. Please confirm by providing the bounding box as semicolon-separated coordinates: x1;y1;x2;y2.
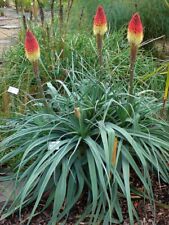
37;0;45;27
51;0;55;25
22;14;27;30
32;60;48;107
128;44;138;101
59;0;64;60
96;34;103;66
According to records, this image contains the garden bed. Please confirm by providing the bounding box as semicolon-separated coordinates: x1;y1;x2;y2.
0;175;168;225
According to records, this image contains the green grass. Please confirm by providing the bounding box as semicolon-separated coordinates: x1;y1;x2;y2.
70;0;169;39
0;27;163;117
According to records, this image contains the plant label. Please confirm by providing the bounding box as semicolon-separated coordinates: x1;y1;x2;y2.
48;141;61;151
7;86;19;95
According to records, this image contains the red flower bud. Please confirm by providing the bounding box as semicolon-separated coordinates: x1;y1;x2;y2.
93;5;107;36
127;13;143;46
25;30;40;62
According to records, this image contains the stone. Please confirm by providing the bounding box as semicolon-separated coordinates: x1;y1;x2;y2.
0;25;20;29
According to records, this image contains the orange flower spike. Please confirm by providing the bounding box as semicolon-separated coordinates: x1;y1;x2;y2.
112;137;118;166
25;30;40;62
127;13;143;46
93;5;107;36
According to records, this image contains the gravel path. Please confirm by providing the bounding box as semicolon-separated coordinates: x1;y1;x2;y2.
0;7;20;62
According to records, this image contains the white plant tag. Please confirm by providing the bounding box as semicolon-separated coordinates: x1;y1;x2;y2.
8;86;19;95
48;141;61;151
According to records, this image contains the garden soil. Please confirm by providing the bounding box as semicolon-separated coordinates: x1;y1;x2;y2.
0;175;168;225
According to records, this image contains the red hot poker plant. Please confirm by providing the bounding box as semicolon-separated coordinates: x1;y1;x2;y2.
25;29;47;107
25;29;40;62
127;13;143;98
93;5;107;66
127;13;143;47
93;5;107;36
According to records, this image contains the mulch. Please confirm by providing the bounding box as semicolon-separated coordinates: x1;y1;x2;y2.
0;177;168;225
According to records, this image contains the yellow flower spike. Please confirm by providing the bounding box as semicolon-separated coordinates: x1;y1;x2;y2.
112;137;118;166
